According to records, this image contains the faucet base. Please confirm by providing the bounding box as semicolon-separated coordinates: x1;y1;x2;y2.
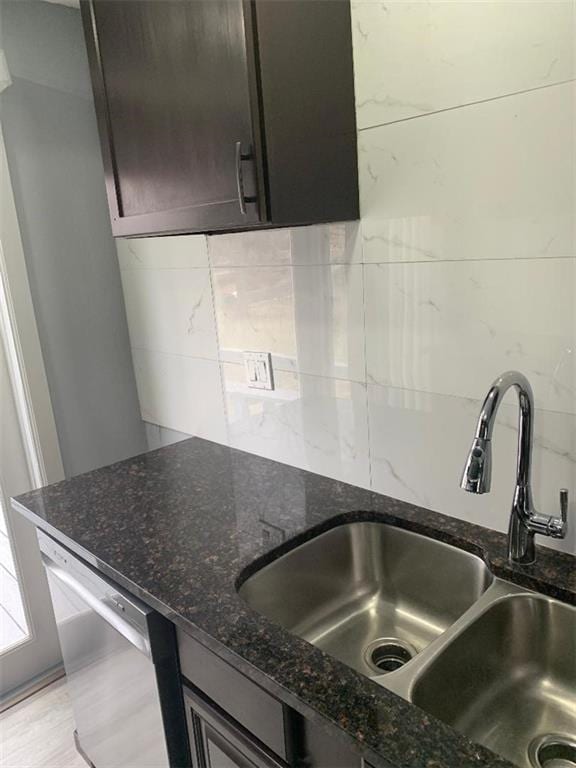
507;523;536;565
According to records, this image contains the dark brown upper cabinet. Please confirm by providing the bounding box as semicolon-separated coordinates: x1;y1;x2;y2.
80;0;359;238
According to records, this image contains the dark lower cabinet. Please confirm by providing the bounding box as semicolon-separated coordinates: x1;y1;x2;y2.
184;685;288;768
79;0;358;237
179;631;364;768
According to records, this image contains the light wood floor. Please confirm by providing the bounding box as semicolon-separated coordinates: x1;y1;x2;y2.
0;677;86;768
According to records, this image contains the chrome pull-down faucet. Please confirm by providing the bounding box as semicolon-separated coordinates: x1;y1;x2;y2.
460;371;568;564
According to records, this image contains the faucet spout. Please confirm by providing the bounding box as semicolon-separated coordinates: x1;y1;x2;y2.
461;371;568;564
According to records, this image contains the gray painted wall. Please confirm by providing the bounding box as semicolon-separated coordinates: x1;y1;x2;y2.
1;1;146;477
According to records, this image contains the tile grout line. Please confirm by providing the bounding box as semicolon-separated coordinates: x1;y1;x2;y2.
364;379;575;421
205;236;232;448
119;254;576;271
357;77;576;133
362;255;576;268
120;261;361;271
130;342;575;421
130;345;368;387
357;159;375;490
360;259;374;491
130;346;219;365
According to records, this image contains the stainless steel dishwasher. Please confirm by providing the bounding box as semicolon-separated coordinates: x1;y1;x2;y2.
38;531;189;768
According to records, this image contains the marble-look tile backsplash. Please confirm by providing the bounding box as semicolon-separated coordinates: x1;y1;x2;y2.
359;84;574;264
364;258;575;413
212;262;366;382
117;1;575;554
351;0;574;130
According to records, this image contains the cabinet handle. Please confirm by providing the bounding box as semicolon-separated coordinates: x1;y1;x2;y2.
235;141;257;216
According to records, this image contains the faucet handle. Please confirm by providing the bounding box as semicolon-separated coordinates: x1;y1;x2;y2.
560;488;568;525
549;489;569;539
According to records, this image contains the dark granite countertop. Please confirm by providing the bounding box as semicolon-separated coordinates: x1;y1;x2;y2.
12;438;576;768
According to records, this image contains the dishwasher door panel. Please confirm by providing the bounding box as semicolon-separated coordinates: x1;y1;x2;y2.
44;557;169;768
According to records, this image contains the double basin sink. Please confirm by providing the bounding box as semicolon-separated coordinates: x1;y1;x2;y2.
239;522;576;768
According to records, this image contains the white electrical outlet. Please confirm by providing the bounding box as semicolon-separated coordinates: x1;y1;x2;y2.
243;351;274;391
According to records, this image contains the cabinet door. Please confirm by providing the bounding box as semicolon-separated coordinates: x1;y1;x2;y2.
184;687;287;768
201;721;273;768
81;0;265;236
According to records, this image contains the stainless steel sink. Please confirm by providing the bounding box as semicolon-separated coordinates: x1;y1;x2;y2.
412;595;576;768
240;520;576;767
239;522;493;677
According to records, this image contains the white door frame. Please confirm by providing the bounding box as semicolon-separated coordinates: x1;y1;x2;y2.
0;126;64;487
0;122;65;703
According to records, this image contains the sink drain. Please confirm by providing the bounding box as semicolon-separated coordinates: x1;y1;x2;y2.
364;638;417;674
529;734;576;768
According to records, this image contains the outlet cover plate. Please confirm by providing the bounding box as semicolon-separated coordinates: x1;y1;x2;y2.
243;351;274;391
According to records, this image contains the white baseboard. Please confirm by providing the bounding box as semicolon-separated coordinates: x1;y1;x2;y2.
0;664;65;713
